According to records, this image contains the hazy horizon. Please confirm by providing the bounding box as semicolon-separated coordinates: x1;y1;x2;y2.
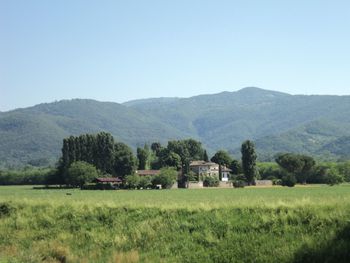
2;86;350;112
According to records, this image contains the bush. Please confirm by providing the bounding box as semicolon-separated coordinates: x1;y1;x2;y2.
230;174;246;188
187;171;198;181
203;176;219;187
272;178;282;185
281;173;296;187
232;180;246;188
0;202;15;217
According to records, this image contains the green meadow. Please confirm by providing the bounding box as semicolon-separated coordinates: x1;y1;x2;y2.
1;185;350;262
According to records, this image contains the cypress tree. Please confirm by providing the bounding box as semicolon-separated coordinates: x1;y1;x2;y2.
241;140;258;185
203;150;209;162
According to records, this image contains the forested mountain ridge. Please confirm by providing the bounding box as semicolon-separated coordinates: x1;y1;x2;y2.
0;99;192;167
125;87;350;160
1;88;350;167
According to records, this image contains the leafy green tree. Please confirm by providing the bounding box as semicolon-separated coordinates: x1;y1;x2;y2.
297;155;316;184
230;159;242;175
66;161;99;188
211;150;233;181
85;134;96;164
337;161;350;182
275;153;303;174
152;167;177;189
139;176;152;189
325;168;344;185
153;148;182;170
74;136;82;161
114;142;137;178
241;140;258;185
257;162;282;180
151;142;161;155
211;150;232;167
137;147;148;170
125;174;140;189
276;153;316;184
167;139;204;175
95;132;115;174
61;138;70;170
68;136;77;165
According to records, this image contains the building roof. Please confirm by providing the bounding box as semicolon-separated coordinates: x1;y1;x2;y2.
221;166;232;172
190;160;218;166
95;177;122;183
136;170;160;176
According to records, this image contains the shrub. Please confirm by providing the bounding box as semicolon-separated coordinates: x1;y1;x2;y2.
272;178;282;185
0;203;15;217
230;174;246;188
203;176;219;187
281;173;296;187
232;180;246;188
187;171;198;181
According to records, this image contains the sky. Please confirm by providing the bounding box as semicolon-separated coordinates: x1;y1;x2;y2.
1;0;350;111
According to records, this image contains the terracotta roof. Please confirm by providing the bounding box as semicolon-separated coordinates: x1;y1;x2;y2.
95;177;122;183
136;170;160;176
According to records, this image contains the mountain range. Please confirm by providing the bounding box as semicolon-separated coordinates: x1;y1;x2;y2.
1;87;350;167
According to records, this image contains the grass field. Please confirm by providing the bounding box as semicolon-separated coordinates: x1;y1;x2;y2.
1;185;350;262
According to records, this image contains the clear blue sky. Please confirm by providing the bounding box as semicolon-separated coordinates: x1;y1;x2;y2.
1;0;350;111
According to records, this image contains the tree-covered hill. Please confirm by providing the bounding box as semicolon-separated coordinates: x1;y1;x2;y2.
0;99;192;167
1;88;350;167
125;87;350;160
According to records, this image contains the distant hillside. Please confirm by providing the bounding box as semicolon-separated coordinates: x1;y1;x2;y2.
0;99;192;167
125;87;350;160
1;88;350;167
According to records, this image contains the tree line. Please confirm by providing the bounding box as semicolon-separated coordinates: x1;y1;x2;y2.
1;131;350;187
54;132;136;184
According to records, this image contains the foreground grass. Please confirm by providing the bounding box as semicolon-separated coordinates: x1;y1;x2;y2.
0;185;350;262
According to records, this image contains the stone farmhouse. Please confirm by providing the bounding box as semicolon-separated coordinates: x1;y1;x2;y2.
189;160;232;182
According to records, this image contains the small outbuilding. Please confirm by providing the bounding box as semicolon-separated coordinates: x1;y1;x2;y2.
135;170;160;176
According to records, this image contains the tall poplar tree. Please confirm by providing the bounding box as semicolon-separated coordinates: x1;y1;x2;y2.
137;147;148;170
241;140;258;185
